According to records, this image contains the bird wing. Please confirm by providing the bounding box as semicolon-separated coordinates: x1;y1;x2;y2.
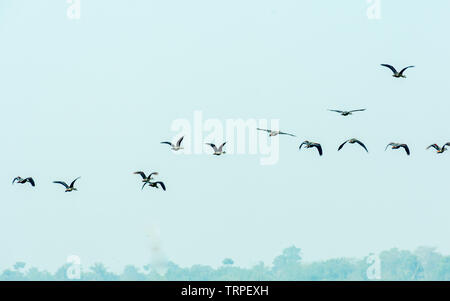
299;142;306;150
427;144;439;151
385;143;395;151
156;182;166;191
26;177;36;187
257;128;271;133
141;182;148;190
12;177;19;185
134;171;147;179
355;140;369;153
70;177;81;188
400;144;410;155
148;172;159;179
312;144;323;156
206;143;218;152
218;142;227;152
338;140;349;151
444;143;450;147
160;141;173;147
279;131;296;137
176;136;184;147
328;109;344;113
381;64;398;74
399;66;415;76
349;109;366;113
53;181;69;189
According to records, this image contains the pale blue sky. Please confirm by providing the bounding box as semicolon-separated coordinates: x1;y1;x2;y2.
1;0;450;273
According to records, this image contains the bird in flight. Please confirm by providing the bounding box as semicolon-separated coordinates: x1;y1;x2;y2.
427;143;450;154
206;142;227;156
385;143;410;156
53;177;81;192
134;171;159;190
12;176;35;187
144;181;166;191
328;109;366;116
161;136;184;151
338;138;369;153
381;64;415;78
299;141;323;156
257;128;296;137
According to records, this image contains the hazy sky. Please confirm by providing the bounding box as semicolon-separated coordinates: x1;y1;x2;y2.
1;0;450;273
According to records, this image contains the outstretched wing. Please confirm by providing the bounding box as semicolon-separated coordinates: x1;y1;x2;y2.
160;141;173;147
399;66;415;76
141;182;148;190
156;182;166;191
400;144;410;156
12;177;19;185
328;109;344;113
338;140;349;151
444;142;450;147
279;131;296;137
148;172;159;179
256;128;271;133
355;140;369;153
218;142;227;152
53;181;69;189
312;144;323;156
134;171;147;179
385;143;395;151
70;177;81;188
299;142;306;150
381;64;398;74
26;177;36;187
427;144;439;151
205;143;218;152
176;136;184;147
349;109;366;113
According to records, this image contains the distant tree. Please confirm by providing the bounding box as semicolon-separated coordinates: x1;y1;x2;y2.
13;261;26;271
379;248;424;280
120;265;146;281
222;258;234;266
272;246;302;280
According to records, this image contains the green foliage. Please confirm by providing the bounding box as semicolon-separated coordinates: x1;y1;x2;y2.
2;246;450;281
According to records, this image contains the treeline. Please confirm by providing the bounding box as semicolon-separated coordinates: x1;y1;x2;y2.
2;246;450;281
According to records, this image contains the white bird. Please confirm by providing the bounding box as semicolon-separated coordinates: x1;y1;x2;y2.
161;136;184;151
257;128;296;137
205;142;226;156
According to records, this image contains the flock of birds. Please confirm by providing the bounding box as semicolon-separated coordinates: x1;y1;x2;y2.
10;64;449;192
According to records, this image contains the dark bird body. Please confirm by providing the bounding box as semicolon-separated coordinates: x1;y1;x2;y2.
386;143;410;155
299;141;323;156
338;138;369;153
53;177;80;192
12;177;35;187
381;64;415;78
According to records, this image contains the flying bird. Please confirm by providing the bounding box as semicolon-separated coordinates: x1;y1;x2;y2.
53;177;80;192
205;142;226;156
299;141;323;156
328;109;366;116
134;171;160;190
338;138;369;153
381;64;415;78
257;128;296;137
427;143;450;154
385;143;410;155
145;181;166;191
12;176;35;187
160;136;184;151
